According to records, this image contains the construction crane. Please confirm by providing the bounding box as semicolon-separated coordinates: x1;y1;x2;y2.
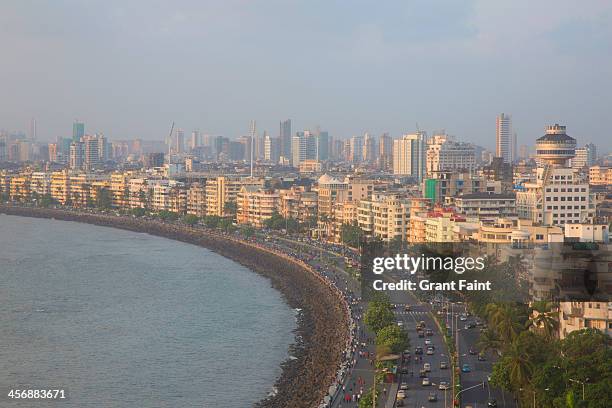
166;121;175;154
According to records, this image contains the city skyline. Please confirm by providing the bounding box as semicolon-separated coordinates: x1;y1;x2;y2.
1;1;611;150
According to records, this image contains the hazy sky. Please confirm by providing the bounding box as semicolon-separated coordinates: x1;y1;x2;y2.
1;0;611;151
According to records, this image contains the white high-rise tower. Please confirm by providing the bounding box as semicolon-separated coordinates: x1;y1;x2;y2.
496;113;512;163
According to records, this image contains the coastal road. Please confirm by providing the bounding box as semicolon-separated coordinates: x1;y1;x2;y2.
389;297;452;408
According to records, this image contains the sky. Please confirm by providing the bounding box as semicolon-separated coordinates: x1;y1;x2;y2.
1;0;611;152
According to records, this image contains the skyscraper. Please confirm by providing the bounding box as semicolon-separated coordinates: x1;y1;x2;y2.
279;119;292;160
496;113;512;163
362;133;377;163
378;133;393;170
349;135;363;163
316;130;329;161
291;131;317;167
172;128;185;154
393;132;426;180
73;120;85;143
190;130;201;151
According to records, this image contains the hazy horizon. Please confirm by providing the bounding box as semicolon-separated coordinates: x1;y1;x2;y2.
1;1;611;152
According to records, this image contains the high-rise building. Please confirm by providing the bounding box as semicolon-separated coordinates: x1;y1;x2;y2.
172;128;185;154
189;130;201;151
264;134;280;163
393;132;426;180
496;113;512;163
69;142;84;169
362;133;377;163
30;118;37;141
572;143;597;169
279;119;292;160
349;135;363;163
378;133;393;170
516;124;592;226
291;131;317;167
426;134;476;175
316;130;329;161
72;120;85;143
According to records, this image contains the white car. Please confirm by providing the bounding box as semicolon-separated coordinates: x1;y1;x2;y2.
423;363;431;372
422;377;431;386
400;382;409;391
424;339;432;345
438;381;450;390
397;390;406;399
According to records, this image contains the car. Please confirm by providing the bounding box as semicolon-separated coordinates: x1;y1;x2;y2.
423;363;431;372
422;377;431;386
462;364;471;373
419;320;426;327
469;348;478;355
404;305;411;311
419;369;427;378
487;399;498;407
396;399;405;407
478;353;487;361
424;338;432;345
467;322;476;329
428;393;437;402
438;381;450;390
418;331;425;338
426;329;433;336
397;390;406;400
440;361;448;369
415;346;423;355
401;367;409;374
460;315;467;321
397;321;404;327
400;382;409;391
426;347;434;355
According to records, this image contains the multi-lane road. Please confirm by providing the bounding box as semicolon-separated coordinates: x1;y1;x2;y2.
259;234;514;408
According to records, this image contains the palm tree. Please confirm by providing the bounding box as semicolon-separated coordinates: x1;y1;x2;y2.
505;341;534;389
526;301;559;339
478;328;503;355
486;303;522;345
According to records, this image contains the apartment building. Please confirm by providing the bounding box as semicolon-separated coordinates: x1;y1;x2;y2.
357;193;412;242
588;166;611;186
317;174;373;217
151;180;187;213
453;192;516;219
50;171;71;204
426;134;476;175
205;176;264;217
236;186;279;228
30;172;51;196
516;167;592;226
9;174;31;201
278;187;317;222
187;182;207;217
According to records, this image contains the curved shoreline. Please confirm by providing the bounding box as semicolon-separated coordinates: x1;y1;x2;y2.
0;206;350;408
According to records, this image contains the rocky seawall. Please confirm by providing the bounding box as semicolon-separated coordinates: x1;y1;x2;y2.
0;206;349;408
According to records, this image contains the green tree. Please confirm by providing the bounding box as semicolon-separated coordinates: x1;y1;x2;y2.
203;215;221;228
376;324;409;354
131;207;146;217
158;210;179;221
240;225;255;238
218;217;236;233
182;214;199;225
95;187;113;210
341;223;363;248
223;200;237;216
364;300;395;334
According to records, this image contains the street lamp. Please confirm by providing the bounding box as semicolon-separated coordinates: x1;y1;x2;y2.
569;378;589;401
454;381;485;407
